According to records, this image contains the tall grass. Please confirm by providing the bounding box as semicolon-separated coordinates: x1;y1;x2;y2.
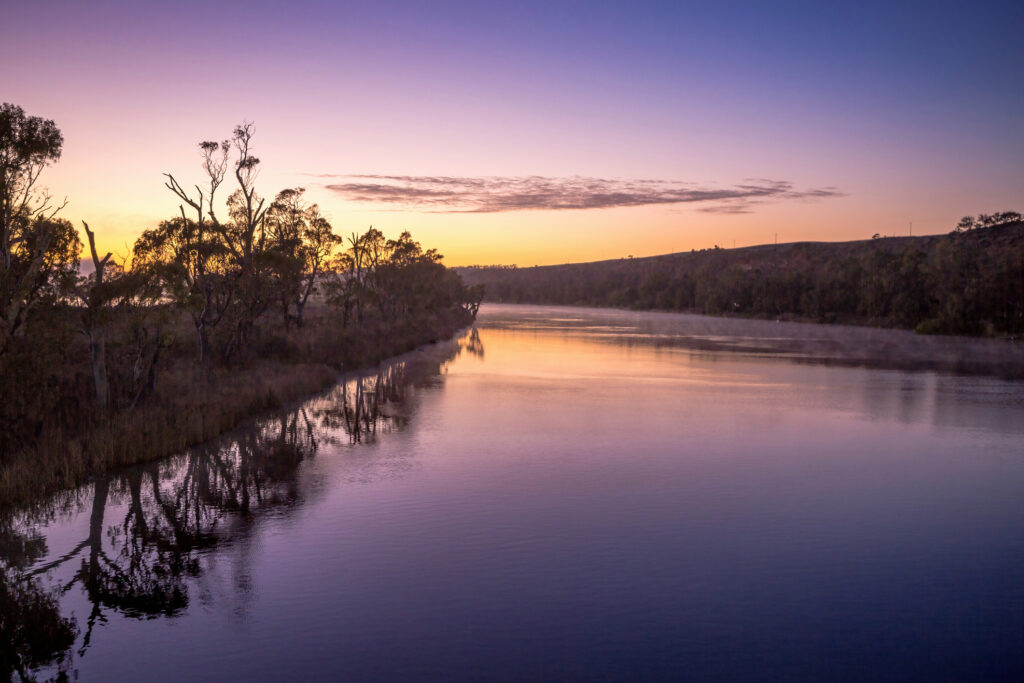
0;305;473;507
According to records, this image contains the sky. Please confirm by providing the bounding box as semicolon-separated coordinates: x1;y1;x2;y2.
2;0;1022;266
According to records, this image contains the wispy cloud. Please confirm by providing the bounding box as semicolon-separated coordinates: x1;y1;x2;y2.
314;174;844;213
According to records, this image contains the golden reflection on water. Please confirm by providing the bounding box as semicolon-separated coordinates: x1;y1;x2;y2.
6;305;1024;681
461;328;790;389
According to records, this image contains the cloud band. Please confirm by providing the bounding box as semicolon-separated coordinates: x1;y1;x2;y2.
316;174;843;214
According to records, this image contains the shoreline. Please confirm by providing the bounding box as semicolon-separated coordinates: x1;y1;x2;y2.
477;302;1024;380
481;298;1021;339
0;310;475;509
457;219;1024;339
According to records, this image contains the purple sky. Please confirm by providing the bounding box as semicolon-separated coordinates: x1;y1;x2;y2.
2;0;1021;264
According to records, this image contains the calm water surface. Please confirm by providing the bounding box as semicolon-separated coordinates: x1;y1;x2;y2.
7;304;1024;681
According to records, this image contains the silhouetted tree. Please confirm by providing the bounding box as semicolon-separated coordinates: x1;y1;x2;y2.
221;123;272;357
265;188;341;328
0;103;77;356
76;222;116;410
160;137;232;363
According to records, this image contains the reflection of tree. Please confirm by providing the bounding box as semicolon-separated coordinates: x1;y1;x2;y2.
312;363;411;444
67;472;196;654
311;328;482;446
3;327;481;679
0;518;77;680
12;405;318;672
176;408;316;517
462;327;484;359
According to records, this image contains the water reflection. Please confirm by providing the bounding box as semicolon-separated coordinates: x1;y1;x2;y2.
0;516;77;679
1;332;474;680
483;304;1024;379
313;364;411;445
463;327;484;359
4;307;1024;681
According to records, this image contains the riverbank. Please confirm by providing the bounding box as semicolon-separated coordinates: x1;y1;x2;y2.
478;303;1024;380
456;218;1024;337
0;306;474;507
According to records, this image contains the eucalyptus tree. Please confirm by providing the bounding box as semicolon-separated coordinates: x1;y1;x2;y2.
222;123;273;356
160;138;231;363
265;187;308;328
326;226;478;327
133;216;232;364
78;222;169;411
295;206;341;327
326;227;384;325
0;103;78;356
77;222;115;410
159;122;279;360
266;188;341;328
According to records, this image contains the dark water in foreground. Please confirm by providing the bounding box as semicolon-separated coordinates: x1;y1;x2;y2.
6;304;1024;681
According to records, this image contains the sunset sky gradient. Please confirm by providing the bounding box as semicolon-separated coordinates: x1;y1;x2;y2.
2;0;1021;265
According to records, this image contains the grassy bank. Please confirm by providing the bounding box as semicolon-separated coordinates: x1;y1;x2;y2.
0;306;473;507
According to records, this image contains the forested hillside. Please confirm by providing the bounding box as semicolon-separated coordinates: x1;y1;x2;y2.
457;214;1024;336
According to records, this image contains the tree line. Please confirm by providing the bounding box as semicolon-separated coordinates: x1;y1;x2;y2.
458;214;1024;337
0;103;482;463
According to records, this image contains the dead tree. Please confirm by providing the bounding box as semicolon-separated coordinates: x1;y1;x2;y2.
81;221;112;410
162;139;230;363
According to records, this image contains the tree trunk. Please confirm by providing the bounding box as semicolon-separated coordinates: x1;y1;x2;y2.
90;331;110;411
194;320;209;365
87;477;109;578
148;336;161;394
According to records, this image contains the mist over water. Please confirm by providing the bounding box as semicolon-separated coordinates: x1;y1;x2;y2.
7;304;1024;681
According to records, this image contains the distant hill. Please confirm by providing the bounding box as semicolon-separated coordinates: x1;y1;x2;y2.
455;217;1024;336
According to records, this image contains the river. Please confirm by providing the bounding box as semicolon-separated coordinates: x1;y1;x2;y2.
6;304;1024;681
